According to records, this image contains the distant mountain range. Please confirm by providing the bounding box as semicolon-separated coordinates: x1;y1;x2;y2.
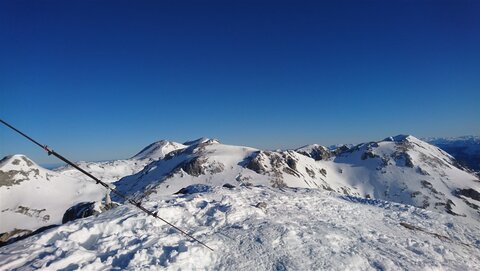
423;136;480;174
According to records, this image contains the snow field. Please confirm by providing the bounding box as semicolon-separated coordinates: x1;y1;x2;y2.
1;185;479;270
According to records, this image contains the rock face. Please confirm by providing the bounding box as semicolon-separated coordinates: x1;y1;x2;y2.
0;229;32;246
62;202;100;224
62;201;117;224
245;150;305;188
0;155;39;187
296;144;332;161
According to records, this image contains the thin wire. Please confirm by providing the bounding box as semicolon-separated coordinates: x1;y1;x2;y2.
0;118;214;251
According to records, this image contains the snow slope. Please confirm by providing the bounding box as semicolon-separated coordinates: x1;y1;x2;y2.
55;140;186;183
1;185;479;270
327;135;480;220
0;155;106;233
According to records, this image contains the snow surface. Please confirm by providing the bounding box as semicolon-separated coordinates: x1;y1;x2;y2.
1;185;479;270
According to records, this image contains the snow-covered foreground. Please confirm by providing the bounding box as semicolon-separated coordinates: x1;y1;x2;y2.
1;185;479;270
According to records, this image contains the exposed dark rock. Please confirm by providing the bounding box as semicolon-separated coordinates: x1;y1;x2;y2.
11;159;21;165
297;146;332;161
333;145;351;155
283;167;300;177
62;201;117;224
392;152;414;168
305;167;316;178
270;174;287;188
461;198;479;210
421;180;441;194
0;170;28;187
416;167;430;176
421;198;430;208
246;151;301;179
411;191;421;198
361;151;378;160
0;225;58;247
445;200;464;216
181;157;205;177
62;202;100;224
405;154;414;168
163;149;184;160
222;183;235;189
174;184;212;195
286;156;297;171
255;202;267;209
21;156;34;167
454;188;480;201
245;152;267;174
0;229;31;244
8;206;50;222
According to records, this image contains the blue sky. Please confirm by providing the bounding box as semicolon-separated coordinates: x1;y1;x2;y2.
1;0;479;165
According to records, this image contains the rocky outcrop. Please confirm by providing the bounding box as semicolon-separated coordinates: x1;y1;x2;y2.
296;145;332;161
62;201;117;224
454;188;480;201
178;157;224;177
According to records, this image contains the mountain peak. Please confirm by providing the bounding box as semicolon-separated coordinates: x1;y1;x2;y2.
296;144;331;161
383;134;419;143
131;140;186;160
0;154;37;170
183;137;220;146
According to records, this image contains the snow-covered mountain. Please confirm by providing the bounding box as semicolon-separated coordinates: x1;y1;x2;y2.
0;155;106;235
114;135;480;221
55;140;186;183
3;135;479;239
329;135;480;220
424;136;480;174
0;140;187;239
1;185;479;270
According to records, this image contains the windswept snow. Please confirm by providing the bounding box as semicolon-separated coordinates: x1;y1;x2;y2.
1;186;479;270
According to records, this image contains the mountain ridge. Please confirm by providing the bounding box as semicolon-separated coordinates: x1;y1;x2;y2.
2;134;480;240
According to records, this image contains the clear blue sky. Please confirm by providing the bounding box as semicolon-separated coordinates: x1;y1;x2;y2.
1;0;479;165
